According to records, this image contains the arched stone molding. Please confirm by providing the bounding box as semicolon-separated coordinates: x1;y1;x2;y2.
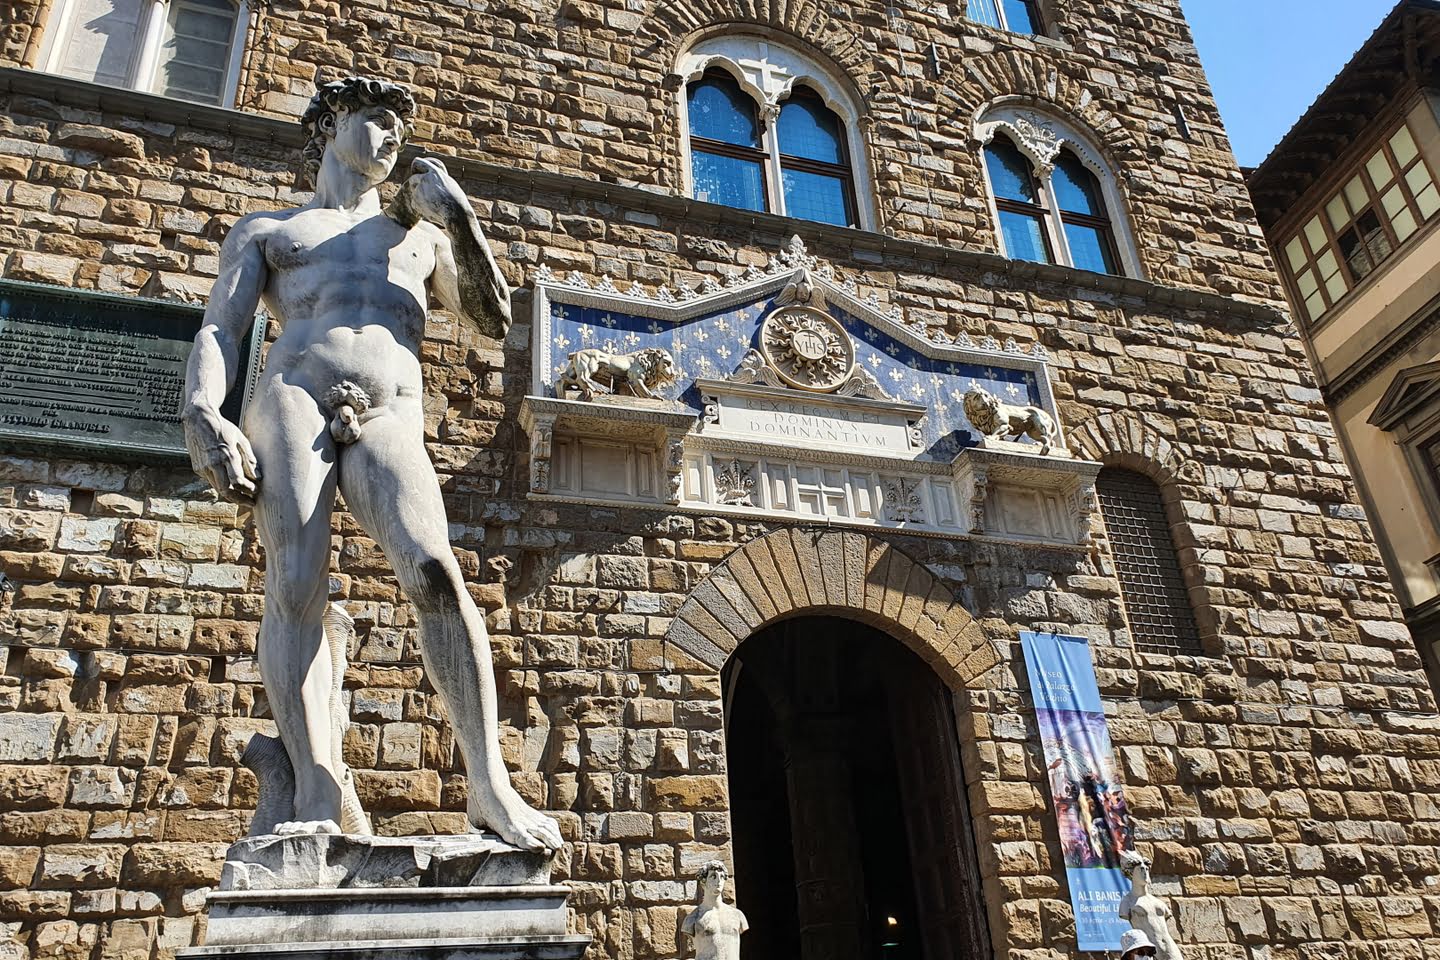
1066;411;1190;485
938;50;1144;173
663;527;1002;689
644;1;876;88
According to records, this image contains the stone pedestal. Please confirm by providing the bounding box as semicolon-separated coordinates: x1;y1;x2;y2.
178;834;590;960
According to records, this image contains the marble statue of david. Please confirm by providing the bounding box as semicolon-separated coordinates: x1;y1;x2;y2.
181;77;561;853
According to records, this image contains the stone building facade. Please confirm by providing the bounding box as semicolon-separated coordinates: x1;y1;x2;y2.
0;1;1437;959
1248;0;1440;698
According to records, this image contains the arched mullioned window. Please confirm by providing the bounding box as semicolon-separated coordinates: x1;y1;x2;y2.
40;0;248;106
975;107;1138;277
678;36;872;229
1095;468;1202;656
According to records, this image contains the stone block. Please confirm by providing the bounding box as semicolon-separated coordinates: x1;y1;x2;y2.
0;713;61;762
647;775;727;810
39;845;121;889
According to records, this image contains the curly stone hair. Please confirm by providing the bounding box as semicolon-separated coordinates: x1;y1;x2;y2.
697;860;729;883
299;77;416;184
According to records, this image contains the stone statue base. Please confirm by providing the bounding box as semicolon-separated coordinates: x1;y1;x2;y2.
177;834;589;960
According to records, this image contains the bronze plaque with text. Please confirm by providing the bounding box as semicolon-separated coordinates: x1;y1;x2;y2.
0;280;265;460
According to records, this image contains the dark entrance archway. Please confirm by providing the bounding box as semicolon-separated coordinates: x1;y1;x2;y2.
722;615;991;960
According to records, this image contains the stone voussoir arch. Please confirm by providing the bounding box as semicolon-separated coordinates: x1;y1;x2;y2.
937;48;1145;173
642;0;880;93
664;527;1001;690
1066;410;1190;485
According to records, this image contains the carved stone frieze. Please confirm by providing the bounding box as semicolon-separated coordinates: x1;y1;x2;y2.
728;349;785;390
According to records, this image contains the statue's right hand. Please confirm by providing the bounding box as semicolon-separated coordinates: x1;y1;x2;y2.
183;405;260;503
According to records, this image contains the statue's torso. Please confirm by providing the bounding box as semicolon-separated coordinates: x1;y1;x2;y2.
685;904;747;960
248;207;441;410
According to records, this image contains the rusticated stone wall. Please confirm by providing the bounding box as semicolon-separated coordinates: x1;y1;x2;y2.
0;84;1435;960
0;0;1437;957
4;0;1279;301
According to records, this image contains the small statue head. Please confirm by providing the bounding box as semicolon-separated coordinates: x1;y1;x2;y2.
697;860;729;900
301;76;417;187
1120;850;1151;880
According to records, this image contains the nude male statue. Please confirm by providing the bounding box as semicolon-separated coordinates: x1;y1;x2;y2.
181;77;561;853
681;861;748;960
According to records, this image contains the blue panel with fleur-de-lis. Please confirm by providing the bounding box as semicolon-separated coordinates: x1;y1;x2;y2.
545;294;1043;461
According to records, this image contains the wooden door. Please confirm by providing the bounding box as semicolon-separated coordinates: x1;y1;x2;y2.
887;674;991;959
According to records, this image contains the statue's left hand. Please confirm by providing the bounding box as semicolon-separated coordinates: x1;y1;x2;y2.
398;156;472;229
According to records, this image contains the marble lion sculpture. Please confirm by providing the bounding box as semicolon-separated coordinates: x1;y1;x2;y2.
558;346;676;401
963;385;1057;452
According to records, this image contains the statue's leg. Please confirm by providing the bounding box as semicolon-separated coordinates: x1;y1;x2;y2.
246;379;342;832
339;402;563;853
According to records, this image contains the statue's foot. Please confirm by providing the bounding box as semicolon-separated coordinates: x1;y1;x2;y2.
468;782;562;854
274;819;342;836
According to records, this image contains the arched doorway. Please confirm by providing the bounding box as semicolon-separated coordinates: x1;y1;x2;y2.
723;615;991;960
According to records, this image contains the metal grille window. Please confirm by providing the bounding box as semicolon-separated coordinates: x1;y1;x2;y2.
1096;468;1201;655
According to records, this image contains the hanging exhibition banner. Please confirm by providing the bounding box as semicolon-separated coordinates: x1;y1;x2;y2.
1021;631;1134;951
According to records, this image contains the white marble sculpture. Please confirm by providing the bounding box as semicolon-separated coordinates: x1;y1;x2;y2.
1118;853;1182;960
962;385;1057;452
181;76;560;853
556;346;676;401
681;861;748;960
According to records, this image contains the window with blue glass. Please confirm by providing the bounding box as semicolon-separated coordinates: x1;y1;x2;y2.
687;70;768;213
776;88;857;227
983;135;1123;276
686;73;858;227
967;0;1045;35
1053;152;1119;275
984;136;1052;265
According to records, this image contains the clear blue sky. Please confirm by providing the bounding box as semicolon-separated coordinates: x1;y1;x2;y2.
1183;0;1398;167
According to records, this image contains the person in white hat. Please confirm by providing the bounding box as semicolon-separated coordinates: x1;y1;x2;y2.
1120;928;1158;960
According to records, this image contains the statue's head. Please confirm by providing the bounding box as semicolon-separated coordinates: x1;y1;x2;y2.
301;77;416;187
697;860;728;899
1120;851;1150;880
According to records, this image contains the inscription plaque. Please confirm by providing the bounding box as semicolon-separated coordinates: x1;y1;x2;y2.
698;379;927;458
0;280;265;460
